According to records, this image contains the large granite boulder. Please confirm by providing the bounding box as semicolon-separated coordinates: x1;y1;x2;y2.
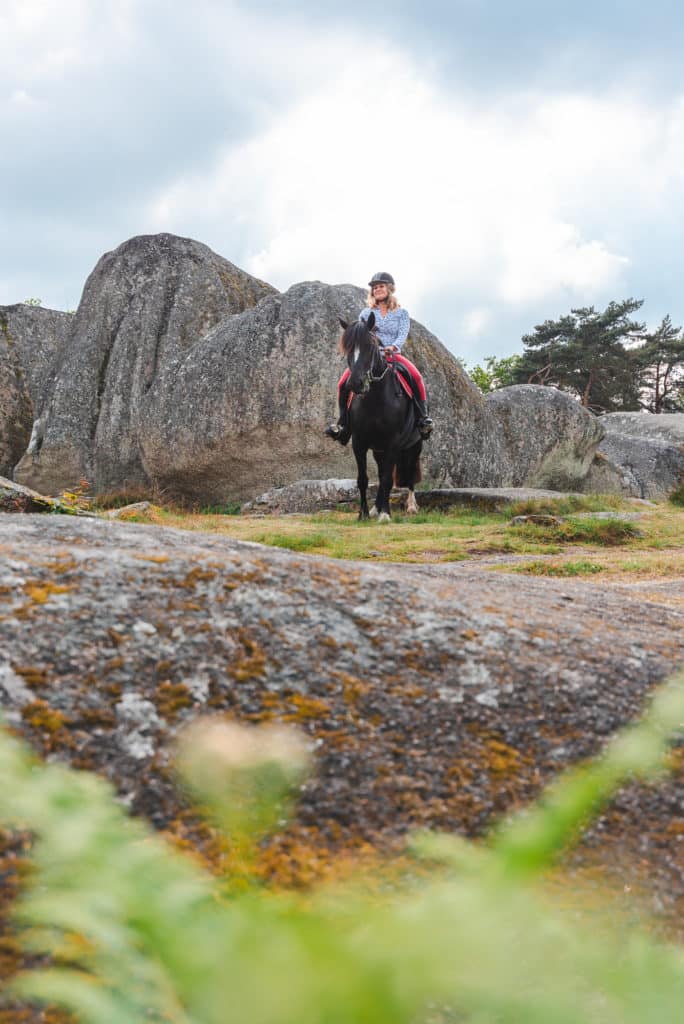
12;233;608;504
0;304;73;413
600;412;684;445
1;515;683;923
578;412;684;500
0;304;72;477
581;433;684;500
402;322;506;488
0;326;32;477
484;385;605;490
14;234;276;495
140;281;489;503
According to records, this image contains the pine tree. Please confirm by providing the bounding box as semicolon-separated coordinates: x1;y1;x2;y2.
636;315;684;413
512;299;645;412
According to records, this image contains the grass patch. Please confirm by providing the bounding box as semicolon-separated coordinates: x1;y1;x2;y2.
507;494;627;517
509;516;642;546
267;532;333;553
511;560;606;577
104;496;683;575
91;486;158;510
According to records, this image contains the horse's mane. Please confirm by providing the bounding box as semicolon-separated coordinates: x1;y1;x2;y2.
338;315;377;357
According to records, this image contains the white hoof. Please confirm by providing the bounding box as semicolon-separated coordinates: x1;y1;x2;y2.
406;492;419;515
378;512;391;524
369;507;379;519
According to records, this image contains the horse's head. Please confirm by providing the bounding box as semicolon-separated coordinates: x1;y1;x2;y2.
338;313;381;395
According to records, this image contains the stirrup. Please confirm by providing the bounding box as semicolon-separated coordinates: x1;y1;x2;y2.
325;423;351;445
419;417;434;440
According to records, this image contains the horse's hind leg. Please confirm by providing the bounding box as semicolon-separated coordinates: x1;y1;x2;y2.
355;446;370;520
398;443;421;516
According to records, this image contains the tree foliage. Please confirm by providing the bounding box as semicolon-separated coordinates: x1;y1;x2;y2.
508;299;684;414
1;668;684;1024
636;315;684;412
511;299;646;412
468;354;522;394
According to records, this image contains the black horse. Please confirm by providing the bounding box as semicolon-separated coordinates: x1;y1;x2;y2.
339;313;422;522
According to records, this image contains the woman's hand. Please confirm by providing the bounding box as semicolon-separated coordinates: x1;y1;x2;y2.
384;345;398;354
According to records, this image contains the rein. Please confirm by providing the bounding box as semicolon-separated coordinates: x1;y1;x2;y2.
362;334;391;385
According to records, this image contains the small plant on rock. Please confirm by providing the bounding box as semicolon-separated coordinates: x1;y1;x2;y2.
0;669;684;1023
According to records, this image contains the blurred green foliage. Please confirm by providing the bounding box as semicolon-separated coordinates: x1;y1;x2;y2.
467;354;522;394
1;669;684;1023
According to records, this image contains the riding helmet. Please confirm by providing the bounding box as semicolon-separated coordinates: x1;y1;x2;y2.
368;271;395;287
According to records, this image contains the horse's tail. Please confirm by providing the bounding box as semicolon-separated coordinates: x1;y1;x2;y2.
394;452;421;489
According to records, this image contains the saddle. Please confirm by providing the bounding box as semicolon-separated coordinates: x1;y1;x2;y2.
387;358;414;400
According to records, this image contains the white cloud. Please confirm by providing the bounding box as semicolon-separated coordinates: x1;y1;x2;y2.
147;38;684;332
5;3;684;361
461;308;492;337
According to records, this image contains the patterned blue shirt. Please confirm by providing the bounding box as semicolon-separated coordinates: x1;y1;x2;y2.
360;306;410;352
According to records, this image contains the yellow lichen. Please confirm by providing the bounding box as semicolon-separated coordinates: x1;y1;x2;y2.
21;700;67;735
229;629;267;681
155;681;193;720
12;665;48;689
284;694;331;721
23;581;72;604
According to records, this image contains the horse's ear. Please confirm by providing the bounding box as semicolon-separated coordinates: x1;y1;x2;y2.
366;311;376;331
338;317;349;330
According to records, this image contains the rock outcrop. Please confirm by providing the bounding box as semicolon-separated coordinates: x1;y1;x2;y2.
0;322;32;477
14;234;276;496
0;304;74;477
577;411;684;500
581;433;684;500
0;304;73;413
0;475;92;514
601;412;684;445
484;385;605;490
11;234;610;503
139;281;491;503
1;515;683;922
243;480;595;516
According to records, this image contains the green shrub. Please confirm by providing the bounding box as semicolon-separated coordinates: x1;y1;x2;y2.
669;480;684;507
1;670;683;1023
199;502;243;515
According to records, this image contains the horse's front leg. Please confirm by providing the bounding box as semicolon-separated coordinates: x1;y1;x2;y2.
354;445;370;520
375;450;396;524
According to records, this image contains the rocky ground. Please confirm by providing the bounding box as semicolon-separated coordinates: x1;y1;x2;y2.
0;513;682;948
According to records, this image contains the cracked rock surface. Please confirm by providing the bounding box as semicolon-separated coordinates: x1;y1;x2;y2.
0;515;683;932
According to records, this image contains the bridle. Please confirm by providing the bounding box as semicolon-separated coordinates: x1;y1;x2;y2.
351;331;391;393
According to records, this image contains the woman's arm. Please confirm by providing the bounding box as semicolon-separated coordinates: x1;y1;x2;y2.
392;308;410;351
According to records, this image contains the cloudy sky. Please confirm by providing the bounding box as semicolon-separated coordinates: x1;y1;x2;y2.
3;1;684;364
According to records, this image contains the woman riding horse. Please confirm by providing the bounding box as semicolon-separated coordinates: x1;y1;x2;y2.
335;312;423;520
325;272;434;445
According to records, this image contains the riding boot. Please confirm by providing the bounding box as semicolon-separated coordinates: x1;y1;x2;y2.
325;389;352;445
414;397;434;440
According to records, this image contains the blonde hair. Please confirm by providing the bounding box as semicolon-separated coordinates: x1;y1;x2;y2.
366;283;400;311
